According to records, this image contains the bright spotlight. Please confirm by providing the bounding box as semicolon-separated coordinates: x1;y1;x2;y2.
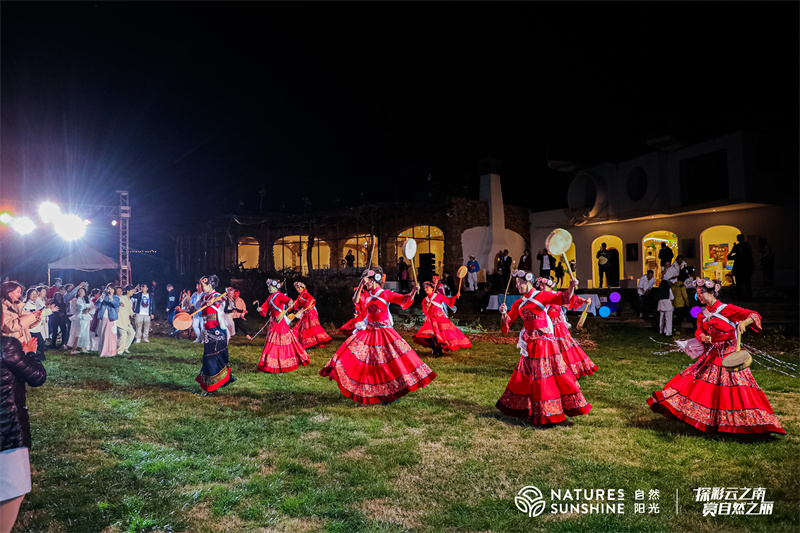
55;214;86;241
11;216;36;235
111;219;118;226
0;212;12;225
38;201;61;223
83;219;92;225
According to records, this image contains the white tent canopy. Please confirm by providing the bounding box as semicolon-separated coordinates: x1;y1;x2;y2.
48;247;119;283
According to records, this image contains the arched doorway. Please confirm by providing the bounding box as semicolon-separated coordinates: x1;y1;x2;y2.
642;230;678;281
396;225;445;280
591;236;623;288
273;235;331;274
237;236;260;270
699;225;740;285
342;234;379;270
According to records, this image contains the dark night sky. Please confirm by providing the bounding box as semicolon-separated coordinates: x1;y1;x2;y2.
1;2;798;272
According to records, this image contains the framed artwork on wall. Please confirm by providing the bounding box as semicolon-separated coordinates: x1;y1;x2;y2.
625;243;638;262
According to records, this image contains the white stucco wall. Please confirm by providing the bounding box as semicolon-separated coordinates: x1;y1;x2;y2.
461;226;526;282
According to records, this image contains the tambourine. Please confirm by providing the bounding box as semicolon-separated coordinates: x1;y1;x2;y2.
172;312;193;331
402;239;419;285
546;228;575;279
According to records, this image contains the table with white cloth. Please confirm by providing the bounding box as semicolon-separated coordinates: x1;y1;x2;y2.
573;293;601;316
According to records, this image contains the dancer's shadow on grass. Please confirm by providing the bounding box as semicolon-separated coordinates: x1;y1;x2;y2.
479;411;576;430
627;412;781;443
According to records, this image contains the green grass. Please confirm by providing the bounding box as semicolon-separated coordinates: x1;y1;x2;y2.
14;323;800;533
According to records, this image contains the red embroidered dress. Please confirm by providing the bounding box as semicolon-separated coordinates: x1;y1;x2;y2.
548;293;598;379
497;289;592;424
413;293;472;353
195;291;235;392
291;290;332;349
648;300;784;434
257;291;310;373
320;287;437;404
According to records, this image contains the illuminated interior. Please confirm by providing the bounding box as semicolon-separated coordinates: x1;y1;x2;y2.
396;225;445;273
237;236;260;270
591;235;624;288
699;225;740;285
273;235;331;274
342;234;379;269
642;230;678;280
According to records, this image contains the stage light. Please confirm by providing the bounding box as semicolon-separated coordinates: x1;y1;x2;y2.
0;212;12;225
83;219;91;225
11;216;35;235
598;306;611;318
111;219;118;226
55;214;86;241
38;201;61;223
690;306;702;318
609;291;621;303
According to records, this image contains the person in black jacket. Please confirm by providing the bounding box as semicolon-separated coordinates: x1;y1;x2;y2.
1;306;47;533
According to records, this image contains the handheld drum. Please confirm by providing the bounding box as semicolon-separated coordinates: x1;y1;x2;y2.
402;238;419;286
545;228;574;279
722;330;753;372
172;292;226;331
456;265;468;294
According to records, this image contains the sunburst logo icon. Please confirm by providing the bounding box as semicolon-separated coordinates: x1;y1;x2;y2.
515;486;547;517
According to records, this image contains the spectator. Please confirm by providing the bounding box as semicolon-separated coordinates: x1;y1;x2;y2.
398;258;410;293
554;261;565;288
231;289;251;339
1;282;40;346
67;287;93;354
165;284;178;324
759;238;774;287
190;283;204;343
501;250;512;289
442;271;456;296
596;243;610;288
727;234;754;300
23;289;53;362
95;284;120;357
653;280;674;336
116;286;136;354
221;287;238;340
672;271;690;334
662;260;681;285
536;248;556;278
519;250;532;272
131;284;154;343
0;315;47;533
466;255;479;292
345;250;355;268
637;270;656;318
658;242;674;271
49;287;69;349
88;289;102;352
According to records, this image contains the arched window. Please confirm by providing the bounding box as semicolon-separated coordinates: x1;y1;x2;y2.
237;236;260;270
591;235;624;289
342;234;379;269
642;230;678;281
699;225;740;285
273;235;331;275
396;225;445;274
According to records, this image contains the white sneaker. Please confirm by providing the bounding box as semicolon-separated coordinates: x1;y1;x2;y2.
144;339;150;343
135;339;141;343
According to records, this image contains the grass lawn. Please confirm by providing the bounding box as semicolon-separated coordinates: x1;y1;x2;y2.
14;322;799;533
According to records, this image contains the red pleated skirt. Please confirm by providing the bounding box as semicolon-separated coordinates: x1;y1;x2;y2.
258;318;310;373
413;312;472;353
320;325;437;404
648;342;785;435
554;321;598;379
292;308;332;349
496;331;592;425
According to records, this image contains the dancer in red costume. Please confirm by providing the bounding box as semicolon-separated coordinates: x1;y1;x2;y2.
497;270;591;424
541;277;598;379
195;275;237;396
338;287;366;337
320;266;436;404
290;282;332;349
413;281;471;357
648;278;784;435
257;279;310;373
